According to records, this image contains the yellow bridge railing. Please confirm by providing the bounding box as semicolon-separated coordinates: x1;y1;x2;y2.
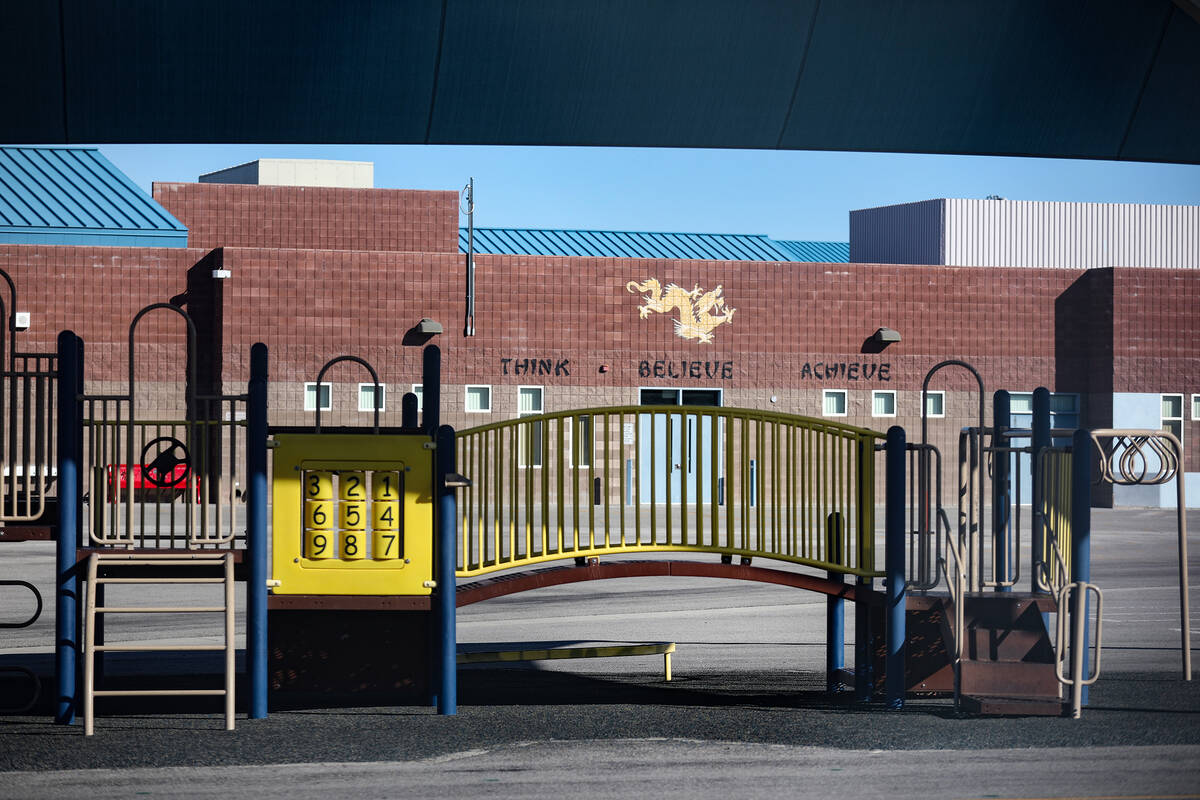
1037;447;1073;593
456;406;884;579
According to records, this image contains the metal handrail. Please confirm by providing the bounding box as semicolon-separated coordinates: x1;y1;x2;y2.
0;579;43;715
456;406;884;578
938;506;966;712
1088;429;1189;680
1055;581;1103;719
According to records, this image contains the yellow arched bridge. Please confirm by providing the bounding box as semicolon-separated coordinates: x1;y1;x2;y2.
454;405;885;604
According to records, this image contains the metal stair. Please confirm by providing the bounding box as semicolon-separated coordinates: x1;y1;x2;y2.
906;592;1063;715
83;551;235;735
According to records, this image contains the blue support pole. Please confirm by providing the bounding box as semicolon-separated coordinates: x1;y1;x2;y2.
1031;387;1051;594
826;512;845;694
246;343;269;719
422;345;440;435
992;391;1011;593
55;331;81;725
885;426;907;709
401;392;419;429
1070;428;1093;706
854;577;871;702
435;424;457;715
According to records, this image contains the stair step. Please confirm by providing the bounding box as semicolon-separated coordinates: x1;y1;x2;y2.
960;659;1061;699
962;626;1054;662
961;694;1063;716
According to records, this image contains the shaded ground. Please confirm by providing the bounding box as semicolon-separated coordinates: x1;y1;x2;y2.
2;666;1198;772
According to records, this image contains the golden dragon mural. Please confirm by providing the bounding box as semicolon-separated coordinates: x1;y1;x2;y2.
626;278;736;344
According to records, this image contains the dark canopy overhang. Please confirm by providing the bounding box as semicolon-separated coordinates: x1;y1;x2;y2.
4;0;1198;164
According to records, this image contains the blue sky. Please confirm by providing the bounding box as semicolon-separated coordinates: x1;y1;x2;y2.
99;144;1200;243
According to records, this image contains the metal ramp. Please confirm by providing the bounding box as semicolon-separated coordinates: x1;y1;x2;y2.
83;552;235;736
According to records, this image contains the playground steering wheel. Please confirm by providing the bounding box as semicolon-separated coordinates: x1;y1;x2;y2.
139;436;191;487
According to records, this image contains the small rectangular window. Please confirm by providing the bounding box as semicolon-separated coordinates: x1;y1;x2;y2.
1192;394;1200;421
1162;393;1184;444
823;389;847;417
1009;392;1033;414
411;384;423;412
518;387;544;468
304;382;332;412
574;415;593;468
872;390;896;417
465;385;492;413
1050;394;1078;414
358;383;385;412
923;391;945;418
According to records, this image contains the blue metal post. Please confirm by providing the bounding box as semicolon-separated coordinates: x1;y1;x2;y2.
246;343;269;719
1070;428;1093;705
401;392;419;429
422;346;440;434
993;391;1011;593
826;512;845;694
1031;387;1051;594
436;424;457;715
55;331;81;724
885;426;907;709
854;577;871;702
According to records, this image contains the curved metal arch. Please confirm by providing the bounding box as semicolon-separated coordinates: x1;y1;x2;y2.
459;404;884;441
455;559;881;608
920;359;986;449
917;360;987;592
0;268;16;372
312;355;383;433
127;302;198;420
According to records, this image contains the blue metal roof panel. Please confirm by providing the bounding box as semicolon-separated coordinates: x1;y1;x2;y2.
461;227;849;262
772;240;850;262
0;147;187;247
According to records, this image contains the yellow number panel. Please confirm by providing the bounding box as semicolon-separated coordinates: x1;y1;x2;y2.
372;528;401;561
306;529;335;560
305;471;333;500
340;530;365;561
339;500;367;530
339;471;367;501
271;433;434;595
373;471;400;501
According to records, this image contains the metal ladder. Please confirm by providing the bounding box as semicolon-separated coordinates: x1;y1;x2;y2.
83;551;235;735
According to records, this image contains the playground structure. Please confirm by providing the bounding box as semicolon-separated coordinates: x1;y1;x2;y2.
0;288;1192;729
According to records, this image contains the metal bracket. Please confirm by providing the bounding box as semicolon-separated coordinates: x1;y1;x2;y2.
444;472;472;489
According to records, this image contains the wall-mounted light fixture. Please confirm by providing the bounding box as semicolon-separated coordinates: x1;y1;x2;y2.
873;327;901;344
417;318;444;335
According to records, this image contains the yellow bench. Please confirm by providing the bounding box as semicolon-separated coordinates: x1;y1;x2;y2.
457;641;675;681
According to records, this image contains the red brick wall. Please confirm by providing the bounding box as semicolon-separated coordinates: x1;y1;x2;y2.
1113;268;1200;393
3;239;1196;457
0;244;208;383
153;183;460;254
1113;268;1200;470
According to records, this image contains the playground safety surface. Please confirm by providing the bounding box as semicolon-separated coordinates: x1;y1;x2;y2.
2;666;1199;772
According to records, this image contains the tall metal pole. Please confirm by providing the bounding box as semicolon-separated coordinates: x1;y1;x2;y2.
422;345;440;435
992;391;1011;592
825;512;844;694
436;424;458;715
55;331;81;725
1070;428;1093;707
464;178;475;337
1031;388;1051;594
885;426;906;709
246;343;269;719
